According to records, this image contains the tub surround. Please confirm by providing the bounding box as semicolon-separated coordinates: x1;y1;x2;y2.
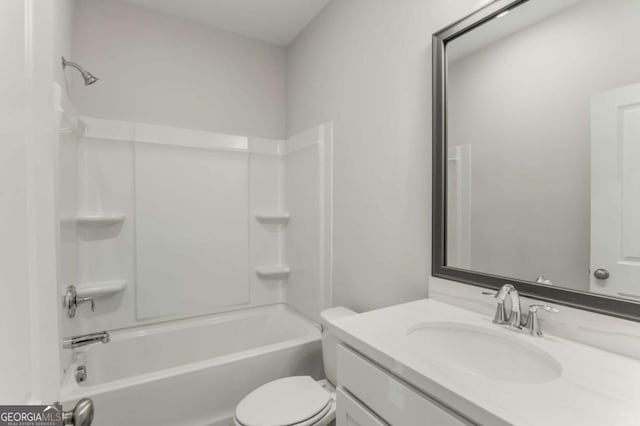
60;116;333;336
329;299;640;426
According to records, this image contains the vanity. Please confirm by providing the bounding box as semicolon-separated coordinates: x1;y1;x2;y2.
329;299;640;426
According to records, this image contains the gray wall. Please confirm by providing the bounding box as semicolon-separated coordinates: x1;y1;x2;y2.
447;0;640;290
287;0;479;312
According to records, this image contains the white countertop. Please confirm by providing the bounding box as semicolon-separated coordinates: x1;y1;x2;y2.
330;299;640;426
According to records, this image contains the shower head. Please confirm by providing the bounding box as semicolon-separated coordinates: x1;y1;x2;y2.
61;57;99;86
81;70;99;86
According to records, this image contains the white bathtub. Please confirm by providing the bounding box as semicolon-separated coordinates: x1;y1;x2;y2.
61;304;322;426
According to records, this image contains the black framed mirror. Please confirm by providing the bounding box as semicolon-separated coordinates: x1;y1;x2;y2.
432;0;640;322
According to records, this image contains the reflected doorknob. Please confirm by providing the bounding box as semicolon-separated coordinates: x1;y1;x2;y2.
593;268;610;280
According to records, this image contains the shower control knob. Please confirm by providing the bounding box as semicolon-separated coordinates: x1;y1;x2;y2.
63;398;94;426
594;268;610;280
64;285;95;318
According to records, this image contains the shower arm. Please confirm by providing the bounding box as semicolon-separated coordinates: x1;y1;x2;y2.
61;57;84;73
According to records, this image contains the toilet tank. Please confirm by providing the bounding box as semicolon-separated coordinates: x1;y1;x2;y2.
319;307;356;385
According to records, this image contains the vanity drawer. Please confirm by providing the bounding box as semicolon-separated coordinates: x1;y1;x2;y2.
337;344;470;426
336;386;388;426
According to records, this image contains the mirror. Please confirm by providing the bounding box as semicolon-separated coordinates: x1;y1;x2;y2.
433;0;640;320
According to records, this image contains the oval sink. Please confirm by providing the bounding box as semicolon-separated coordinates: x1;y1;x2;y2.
406;322;562;384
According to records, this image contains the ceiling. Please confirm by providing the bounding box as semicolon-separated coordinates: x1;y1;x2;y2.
121;0;331;46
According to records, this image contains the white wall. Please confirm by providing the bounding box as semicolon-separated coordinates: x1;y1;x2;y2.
55;0;79;380
287;0;479;312
0;0;70;404
54;0;76;91
73;0;287;139
447;0;640;291
0;0;32;403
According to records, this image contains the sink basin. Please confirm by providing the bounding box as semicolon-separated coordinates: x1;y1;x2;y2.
406;322;562;384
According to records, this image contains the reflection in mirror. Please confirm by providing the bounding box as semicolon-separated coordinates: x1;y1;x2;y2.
445;0;640;303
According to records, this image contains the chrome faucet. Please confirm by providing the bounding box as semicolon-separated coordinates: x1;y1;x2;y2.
489;284;522;328
63;331;110;349
485;284;558;336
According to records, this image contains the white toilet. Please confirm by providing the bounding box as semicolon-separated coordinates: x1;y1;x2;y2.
234;307;355;426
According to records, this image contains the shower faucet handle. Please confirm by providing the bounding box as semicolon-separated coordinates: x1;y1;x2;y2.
78;296;95;312
64;285;95;318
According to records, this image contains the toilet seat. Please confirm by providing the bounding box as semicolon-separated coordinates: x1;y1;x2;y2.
234;376;335;426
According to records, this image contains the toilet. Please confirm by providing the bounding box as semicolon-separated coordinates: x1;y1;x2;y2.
234;307;356;426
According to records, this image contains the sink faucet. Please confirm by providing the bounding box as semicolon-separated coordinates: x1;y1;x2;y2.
63;331;110;349
485;284;558;336
490;284;522;329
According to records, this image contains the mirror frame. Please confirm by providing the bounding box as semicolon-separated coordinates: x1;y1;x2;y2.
432;0;640;322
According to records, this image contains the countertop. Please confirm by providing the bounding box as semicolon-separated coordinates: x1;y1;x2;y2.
329;299;640;426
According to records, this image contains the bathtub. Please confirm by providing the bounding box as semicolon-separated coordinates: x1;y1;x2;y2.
60;304;322;426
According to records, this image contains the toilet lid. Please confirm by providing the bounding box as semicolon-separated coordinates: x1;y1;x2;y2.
235;376;331;426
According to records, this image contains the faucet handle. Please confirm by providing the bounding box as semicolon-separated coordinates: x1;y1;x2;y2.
77;296;95;312
64;285;96;318
482;290;509;324
528;304;559;314
525;304;559;337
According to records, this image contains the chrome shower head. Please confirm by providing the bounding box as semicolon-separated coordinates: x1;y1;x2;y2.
81;70;99;86
62;57;99;86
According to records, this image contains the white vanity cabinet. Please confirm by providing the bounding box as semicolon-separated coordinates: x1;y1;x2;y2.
336;344;472;426
336;387;387;426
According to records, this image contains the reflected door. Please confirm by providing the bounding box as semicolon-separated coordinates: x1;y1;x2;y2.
591;83;640;300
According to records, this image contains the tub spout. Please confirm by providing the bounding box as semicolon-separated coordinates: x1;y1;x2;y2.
63;331;110;349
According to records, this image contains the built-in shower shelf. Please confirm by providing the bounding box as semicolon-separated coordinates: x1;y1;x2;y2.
255;265;291;279
254;212;290;224
76;280;126;298
75;214;126;227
